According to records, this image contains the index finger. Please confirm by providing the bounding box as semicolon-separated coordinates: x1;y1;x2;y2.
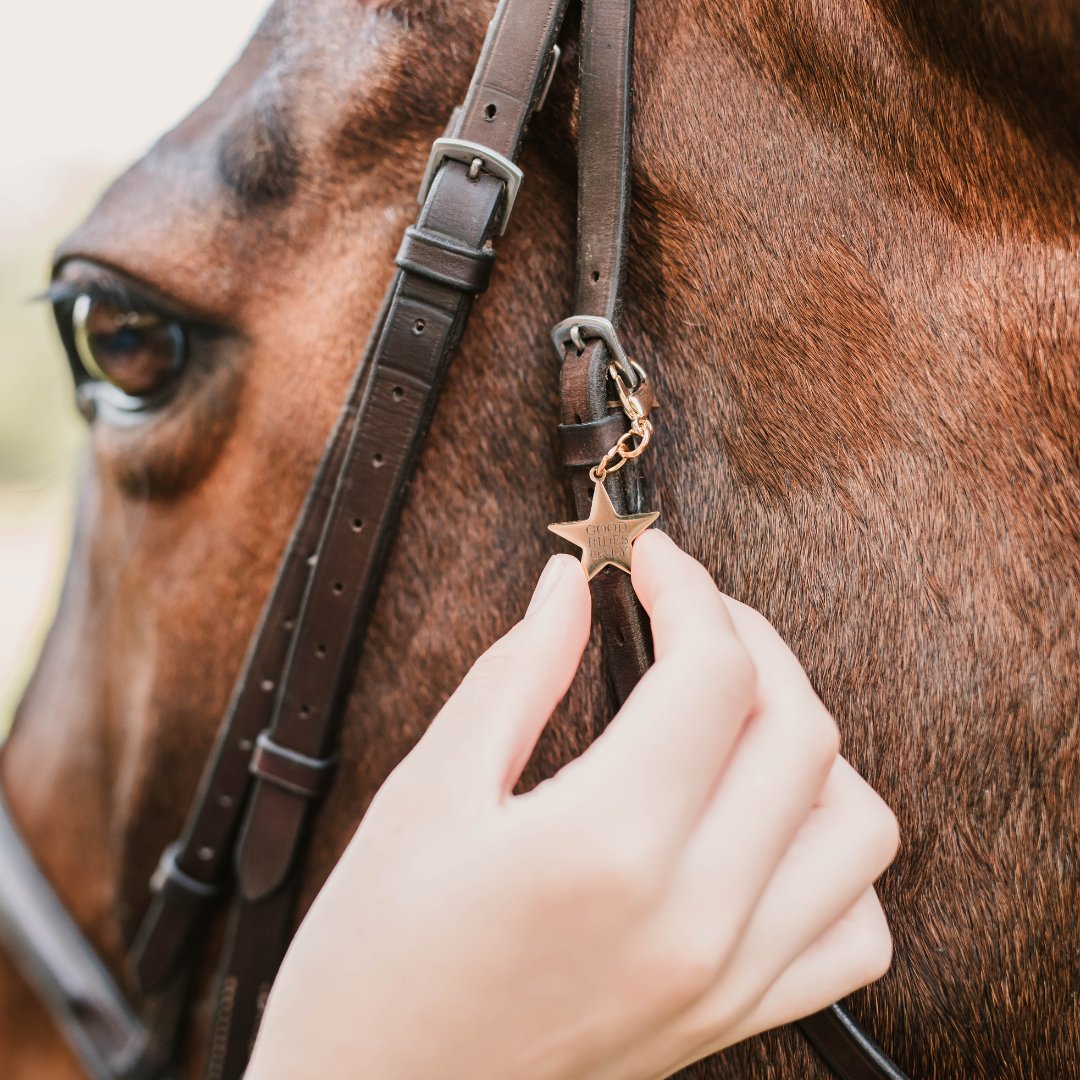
549;530;756;850
631;528;740;660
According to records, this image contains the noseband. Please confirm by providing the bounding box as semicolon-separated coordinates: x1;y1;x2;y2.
0;1;912;1078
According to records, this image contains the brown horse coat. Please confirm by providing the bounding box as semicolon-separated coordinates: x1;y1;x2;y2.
4;0;1078;1076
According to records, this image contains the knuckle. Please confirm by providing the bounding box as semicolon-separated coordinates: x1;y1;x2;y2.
828;893;895;995
851;796;900;872
794;705;839;779
698;633;757;705
659;938;722;1007
864;923;895;982
639;915;726;1010
735;601;777;639
854;902;895;984
870;801;901;864
729;643;759;704
589;831;663;907
540;814;662;911
467;627;527;687
812;708;841;766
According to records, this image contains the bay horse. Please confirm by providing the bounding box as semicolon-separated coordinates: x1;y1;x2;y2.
4;0;1077;1076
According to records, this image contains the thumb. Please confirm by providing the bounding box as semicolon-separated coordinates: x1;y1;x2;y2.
422;554;591;797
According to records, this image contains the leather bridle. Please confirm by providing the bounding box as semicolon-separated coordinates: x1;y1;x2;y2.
0;1;913;1078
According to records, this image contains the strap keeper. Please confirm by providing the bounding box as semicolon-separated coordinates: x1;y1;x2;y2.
558;414;629;468
395;226;495;295
150;842;220;900
250;731;338;799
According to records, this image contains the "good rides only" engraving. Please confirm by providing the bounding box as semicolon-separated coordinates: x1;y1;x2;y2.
548;479;660;579
586;520;631;558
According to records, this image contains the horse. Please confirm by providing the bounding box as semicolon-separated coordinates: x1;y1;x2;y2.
3;0;1077;1075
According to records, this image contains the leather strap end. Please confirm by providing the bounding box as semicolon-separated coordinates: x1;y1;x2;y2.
234;784;308;904
237;735;337;902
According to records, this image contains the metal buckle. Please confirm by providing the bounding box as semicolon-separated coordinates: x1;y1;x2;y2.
418;137;523;236
551;315;637;385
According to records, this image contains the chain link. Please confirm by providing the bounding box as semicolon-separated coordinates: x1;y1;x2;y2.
589;362;656;483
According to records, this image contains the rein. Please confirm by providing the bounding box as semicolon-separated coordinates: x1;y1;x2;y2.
0;1;912;1077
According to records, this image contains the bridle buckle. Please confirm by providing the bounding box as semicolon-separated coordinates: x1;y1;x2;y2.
418;137;524;236
551;315;648;392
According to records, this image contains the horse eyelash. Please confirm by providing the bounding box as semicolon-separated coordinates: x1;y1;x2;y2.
42;273;235;345
40;278;159;315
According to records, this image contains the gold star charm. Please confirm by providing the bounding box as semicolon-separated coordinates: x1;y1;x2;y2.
549;479;660;580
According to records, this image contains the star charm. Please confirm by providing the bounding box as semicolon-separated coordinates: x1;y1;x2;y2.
548;479;660;580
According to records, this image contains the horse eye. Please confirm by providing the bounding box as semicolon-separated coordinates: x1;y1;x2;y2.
71;293;186;403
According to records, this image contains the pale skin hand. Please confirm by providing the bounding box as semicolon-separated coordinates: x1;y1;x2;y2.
246;531;899;1080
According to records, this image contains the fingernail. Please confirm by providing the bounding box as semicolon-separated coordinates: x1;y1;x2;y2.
526;556;567;618
640;527;671;547
632;527;670;559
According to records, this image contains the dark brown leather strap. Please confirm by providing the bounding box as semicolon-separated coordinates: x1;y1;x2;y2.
800;1006;912;1080
130;0;569;1009
557;0;654;709
129;288;399;995
233;166;508;905
232;1;569;903
196;1;573;1075
132;0;569;994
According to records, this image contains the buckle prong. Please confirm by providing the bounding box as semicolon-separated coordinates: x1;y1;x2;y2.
418;138;523;236
551;315;638;386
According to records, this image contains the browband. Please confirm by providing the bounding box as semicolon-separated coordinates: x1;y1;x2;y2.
0;0;912;1077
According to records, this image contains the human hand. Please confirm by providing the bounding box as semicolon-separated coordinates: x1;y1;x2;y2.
246;530;899;1080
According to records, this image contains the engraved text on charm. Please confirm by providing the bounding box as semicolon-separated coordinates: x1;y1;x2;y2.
548;479;660;580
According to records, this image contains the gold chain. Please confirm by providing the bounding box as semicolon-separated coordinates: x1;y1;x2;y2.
589;361;656;483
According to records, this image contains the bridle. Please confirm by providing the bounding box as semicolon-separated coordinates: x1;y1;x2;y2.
0;1;912;1078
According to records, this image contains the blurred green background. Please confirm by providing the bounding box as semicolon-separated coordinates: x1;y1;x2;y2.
0;0;270;727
